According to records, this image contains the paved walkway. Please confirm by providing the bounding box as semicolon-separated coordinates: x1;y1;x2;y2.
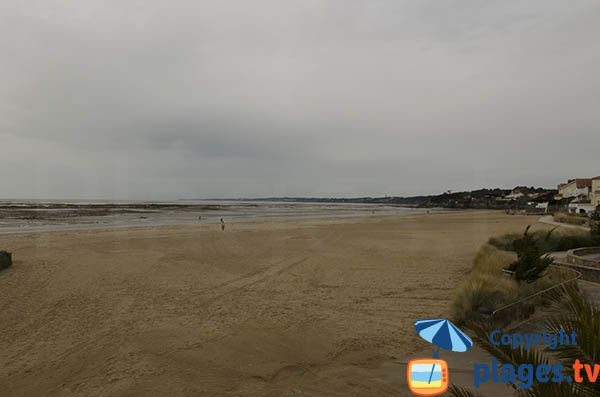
549;252;600;306
577;280;600;306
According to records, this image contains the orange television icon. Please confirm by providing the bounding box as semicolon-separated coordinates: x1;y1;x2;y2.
407;358;449;396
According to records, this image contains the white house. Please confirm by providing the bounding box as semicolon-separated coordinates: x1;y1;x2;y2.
558;179;592;200
504;192;524;200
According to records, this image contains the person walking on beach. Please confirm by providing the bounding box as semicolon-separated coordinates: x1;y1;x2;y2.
220;218;225;231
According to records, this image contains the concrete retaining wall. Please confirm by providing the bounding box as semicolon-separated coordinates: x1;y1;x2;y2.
566;247;600;268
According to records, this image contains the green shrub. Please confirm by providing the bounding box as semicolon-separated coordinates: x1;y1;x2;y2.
507;226;553;282
546;233;600;251
554;211;589;226
489;228;600;253
591;210;600;236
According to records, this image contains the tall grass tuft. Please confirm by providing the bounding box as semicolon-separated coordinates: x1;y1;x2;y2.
451;273;519;325
471;244;515;274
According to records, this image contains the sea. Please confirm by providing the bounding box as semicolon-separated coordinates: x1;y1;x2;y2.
0;199;426;234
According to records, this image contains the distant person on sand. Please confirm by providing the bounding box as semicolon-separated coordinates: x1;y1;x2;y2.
198;215;202;222
220;218;225;231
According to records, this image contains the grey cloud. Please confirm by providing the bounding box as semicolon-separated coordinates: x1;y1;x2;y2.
1;0;599;199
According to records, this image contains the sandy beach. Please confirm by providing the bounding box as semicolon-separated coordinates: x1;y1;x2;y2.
0;211;535;396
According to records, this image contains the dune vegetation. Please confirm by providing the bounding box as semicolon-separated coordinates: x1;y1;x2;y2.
553;211;590;227
452;226;579;326
451;244;569;326
489;227;600;253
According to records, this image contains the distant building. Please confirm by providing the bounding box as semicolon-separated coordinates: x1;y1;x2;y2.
557;178;592;200
555;178;595;215
592;176;600;207
505;191;524;200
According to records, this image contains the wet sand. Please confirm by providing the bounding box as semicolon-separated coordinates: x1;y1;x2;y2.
0;211;534;396
0;201;420;234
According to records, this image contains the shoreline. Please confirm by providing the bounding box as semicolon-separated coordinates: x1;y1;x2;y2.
0;204;445;235
0;208;488;236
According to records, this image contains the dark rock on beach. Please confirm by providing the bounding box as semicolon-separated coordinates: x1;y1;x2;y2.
0;251;12;271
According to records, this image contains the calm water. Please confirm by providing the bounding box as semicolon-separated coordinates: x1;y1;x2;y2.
0;200;425;234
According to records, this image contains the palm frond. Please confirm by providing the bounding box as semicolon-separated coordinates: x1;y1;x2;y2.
543;284;600;395
545;284;600;362
531;381;586;397
464;320;590;397
475;284;600;396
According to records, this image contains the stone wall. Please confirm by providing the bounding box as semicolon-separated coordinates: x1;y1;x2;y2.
566;247;600;268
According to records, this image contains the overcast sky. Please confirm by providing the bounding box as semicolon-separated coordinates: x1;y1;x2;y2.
1;1;599;199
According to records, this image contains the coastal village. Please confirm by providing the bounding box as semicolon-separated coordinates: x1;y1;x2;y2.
280;177;600;215
497;175;600;215
488;176;600;215
403;176;600;214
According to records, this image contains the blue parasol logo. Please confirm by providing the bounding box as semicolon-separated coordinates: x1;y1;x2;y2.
407;319;473;395
415;318;473;357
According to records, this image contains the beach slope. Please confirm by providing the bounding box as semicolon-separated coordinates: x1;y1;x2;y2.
0;212;534;396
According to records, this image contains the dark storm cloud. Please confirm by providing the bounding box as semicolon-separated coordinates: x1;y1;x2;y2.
1;0;599;199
